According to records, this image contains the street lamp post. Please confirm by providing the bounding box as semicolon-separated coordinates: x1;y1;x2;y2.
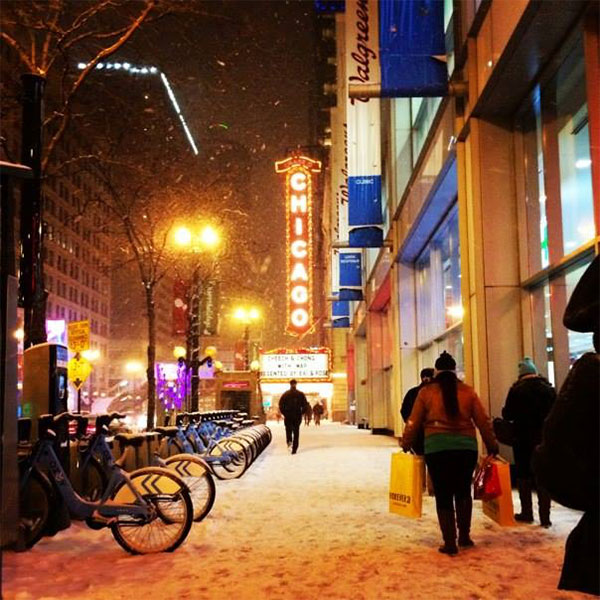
174;225;220;411
233;306;260;370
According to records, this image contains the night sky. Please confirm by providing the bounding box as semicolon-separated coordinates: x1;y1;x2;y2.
135;0;320;348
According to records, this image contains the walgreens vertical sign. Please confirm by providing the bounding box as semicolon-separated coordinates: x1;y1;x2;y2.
275;155;322;336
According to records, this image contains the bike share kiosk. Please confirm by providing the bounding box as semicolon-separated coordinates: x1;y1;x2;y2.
22;342;69;458
22;343;69;418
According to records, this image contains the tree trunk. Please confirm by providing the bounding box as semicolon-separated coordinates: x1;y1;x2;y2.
145;285;157;430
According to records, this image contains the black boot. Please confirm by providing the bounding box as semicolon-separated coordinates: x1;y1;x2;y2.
515;478;534;522
456;497;474;547
436;509;458;555
537;485;552;527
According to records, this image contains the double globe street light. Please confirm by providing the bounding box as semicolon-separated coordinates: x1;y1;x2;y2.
233;306;261;370
173;224;221;410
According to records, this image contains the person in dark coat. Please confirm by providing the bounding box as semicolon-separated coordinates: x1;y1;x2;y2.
313;401;324;426
534;256;599;596
278;379;309;454
304;402;313;426
502;357;556;526
401;368;434;455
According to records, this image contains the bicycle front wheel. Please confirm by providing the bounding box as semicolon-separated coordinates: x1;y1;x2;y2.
19;466;52;548
110;467;193;554
209;440;248;479
164;454;217;521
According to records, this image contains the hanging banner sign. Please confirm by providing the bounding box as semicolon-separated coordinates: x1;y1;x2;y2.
332;293;351;328
201;279;220;336
275;155;322;336
333;13;350;242
346;0;384;248
339;251;363;300
378;0;447;97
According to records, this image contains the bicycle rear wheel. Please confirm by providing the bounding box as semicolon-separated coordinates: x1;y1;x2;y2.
110;467;193;554
19;466;52;548
164;454;216;521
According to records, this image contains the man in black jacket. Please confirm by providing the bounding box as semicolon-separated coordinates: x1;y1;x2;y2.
278;379;309;454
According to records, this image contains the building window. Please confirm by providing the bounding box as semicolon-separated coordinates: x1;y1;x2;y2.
529;257;595;386
416;204;462;347
519;32;595;276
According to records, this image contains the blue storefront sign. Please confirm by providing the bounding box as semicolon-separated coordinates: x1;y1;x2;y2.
339;251;363;301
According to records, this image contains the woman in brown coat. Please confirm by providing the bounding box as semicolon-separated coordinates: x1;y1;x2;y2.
402;351;499;554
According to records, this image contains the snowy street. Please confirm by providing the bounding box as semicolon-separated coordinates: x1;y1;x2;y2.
2;422;591;600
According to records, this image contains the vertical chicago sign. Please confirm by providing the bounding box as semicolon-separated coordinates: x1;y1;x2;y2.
275;156;322;336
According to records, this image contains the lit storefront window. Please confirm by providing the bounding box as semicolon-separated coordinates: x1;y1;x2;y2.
518;28;596;388
415;206;462;371
519;33;595;275
530;258;595;386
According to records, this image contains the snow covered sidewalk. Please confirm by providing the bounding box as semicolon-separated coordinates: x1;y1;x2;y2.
2;422;591;600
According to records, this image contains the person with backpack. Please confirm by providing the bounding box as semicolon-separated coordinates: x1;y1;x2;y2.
502;357;556;526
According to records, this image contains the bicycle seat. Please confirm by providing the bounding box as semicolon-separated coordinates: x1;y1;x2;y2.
53;411;88;425
154;426;179;438
94;413;125;434
114;433;146;447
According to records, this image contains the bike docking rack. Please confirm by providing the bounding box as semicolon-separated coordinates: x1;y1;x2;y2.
16;412;194;554
153;410;272;481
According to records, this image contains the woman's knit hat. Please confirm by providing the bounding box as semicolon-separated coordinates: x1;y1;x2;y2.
435;351;456;371
518;357;538;377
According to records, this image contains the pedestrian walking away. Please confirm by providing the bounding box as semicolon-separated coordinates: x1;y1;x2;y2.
502;357;555;526
401;367;434;456
304;402;313;426
278;379;309;454
534;256;600;596
313;401;324;426
402;351;499;555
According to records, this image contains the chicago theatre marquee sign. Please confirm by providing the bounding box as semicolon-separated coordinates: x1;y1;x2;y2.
275;155;322;336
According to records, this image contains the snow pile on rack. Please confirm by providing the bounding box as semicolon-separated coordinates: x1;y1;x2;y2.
2;421;590;600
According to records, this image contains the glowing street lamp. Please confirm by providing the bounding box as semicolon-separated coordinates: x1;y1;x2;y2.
173;224;220;252
173;225;221;411
233;306;261;369
125;360;144;373
174;226;193;247
173;346;187;359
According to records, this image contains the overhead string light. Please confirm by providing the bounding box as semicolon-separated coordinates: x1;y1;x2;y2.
77;61;198;156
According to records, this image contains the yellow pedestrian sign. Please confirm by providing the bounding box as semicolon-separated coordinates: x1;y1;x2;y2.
68;320;90;353
68;356;92;390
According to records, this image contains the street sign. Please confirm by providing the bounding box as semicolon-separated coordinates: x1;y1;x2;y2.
67;320;90;353
68;356;92;390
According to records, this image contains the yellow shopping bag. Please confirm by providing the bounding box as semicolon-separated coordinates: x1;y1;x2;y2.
389;452;423;518
481;457;516;526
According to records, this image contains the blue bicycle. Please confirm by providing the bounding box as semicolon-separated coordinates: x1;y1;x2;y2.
19;412;193;554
